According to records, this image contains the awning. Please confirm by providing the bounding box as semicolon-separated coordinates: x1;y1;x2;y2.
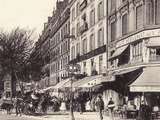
113;66;142;75
45;78;70;91
147;37;160;47
76;75;113;88
130;66;160;92
110;45;129;60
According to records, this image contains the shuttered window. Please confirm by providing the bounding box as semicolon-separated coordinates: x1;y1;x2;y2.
136;5;143;29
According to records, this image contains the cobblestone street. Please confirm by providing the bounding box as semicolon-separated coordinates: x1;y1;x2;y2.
0;111;137;120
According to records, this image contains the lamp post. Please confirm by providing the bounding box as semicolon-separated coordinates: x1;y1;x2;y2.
66;63;80;120
64;32;80;120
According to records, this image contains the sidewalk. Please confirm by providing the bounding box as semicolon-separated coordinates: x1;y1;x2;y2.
23;112;136;120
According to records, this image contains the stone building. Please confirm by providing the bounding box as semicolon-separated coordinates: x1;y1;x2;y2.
69;0;107;78
107;0;160;107
50;0;70;85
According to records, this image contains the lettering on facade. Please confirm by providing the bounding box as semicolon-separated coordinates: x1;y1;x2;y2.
116;29;160;48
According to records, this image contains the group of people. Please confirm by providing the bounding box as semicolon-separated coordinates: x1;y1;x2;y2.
95;95;153;120
95;95;115;120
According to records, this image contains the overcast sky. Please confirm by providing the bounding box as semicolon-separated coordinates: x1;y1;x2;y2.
0;0;56;40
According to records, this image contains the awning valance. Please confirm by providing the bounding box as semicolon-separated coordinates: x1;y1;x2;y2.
147;37;160;47
113;66;142;76
130;66;160;92
44;78;70;91
110;45;129;60
76;75;113;88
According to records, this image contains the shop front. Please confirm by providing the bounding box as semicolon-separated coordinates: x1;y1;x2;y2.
130;66;160;119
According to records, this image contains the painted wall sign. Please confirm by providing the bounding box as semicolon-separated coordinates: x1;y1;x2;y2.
116;29;160;48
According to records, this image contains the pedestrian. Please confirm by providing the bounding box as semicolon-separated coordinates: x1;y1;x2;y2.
107;97;115;120
138;100;151;120
96;95;104;120
14;97;22;116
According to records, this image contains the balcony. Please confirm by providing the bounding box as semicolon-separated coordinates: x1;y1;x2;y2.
80;22;88;35
69;45;106;64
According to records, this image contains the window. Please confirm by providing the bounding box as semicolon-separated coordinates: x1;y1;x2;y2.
146;0;154;25
91;58;94;71
98;28;104;47
72;7;75;21
71;27;75;37
111;0;116;11
122;14;128;35
136;5;143;29
149;48;160;61
156;0;160;24
132;42;142;60
98;1;104;20
111;21;116;42
90;9;95;27
99;56;103;74
76;2;80;16
90;34;95;51
83;62;87;74
71;46;75;60
76;22;80;36
82;38;87;54
76;43;80;56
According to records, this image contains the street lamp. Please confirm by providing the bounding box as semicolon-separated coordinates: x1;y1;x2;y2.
64;34;79;120
66;63;80;120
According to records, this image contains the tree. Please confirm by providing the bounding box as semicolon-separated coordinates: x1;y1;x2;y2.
0;27;34;97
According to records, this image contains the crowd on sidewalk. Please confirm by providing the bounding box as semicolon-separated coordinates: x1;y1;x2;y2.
0;91;154;120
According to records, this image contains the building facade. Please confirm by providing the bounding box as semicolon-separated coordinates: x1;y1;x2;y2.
69;0;107;76
50;0;70;85
107;0;160;107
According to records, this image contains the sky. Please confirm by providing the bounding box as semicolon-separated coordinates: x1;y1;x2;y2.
0;0;56;40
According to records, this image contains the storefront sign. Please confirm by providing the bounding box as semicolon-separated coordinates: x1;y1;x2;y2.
116;29;160;48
